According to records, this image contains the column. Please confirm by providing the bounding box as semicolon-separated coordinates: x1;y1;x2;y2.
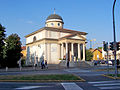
48;43;51;64
58;44;60;59
78;43;81;61
44;43;47;60
82;44;85;61
71;43;74;62
66;43;68;64
61;43;64;59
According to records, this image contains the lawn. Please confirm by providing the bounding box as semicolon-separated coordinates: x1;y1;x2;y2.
108;74;120;77
0;74;83;81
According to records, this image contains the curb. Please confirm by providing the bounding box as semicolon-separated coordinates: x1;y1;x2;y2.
0;74;85;82
73;74;86;82
102;74;120;79
0;79;85;82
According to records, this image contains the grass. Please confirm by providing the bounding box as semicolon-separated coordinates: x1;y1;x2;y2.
108;74;120;77
0;74;82;81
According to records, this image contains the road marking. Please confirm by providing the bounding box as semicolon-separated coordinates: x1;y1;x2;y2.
88;80;120;90
61;83;83;90
16;86;53;89
88;80;120;84
99;86;120;89
93;83;120;86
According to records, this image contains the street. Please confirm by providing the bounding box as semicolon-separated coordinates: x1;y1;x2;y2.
0;65;119;90
0;80;120;90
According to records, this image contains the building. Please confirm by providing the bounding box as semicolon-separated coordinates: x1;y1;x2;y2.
92;49;103;60
25;13;87;66
102;42;120;60
21;46;26;59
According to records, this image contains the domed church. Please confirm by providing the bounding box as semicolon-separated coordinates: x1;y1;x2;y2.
25;12;87;67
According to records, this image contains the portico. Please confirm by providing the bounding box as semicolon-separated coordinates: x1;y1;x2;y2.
59;41;86;63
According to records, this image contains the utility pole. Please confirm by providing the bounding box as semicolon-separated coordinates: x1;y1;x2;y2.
112;0;117;78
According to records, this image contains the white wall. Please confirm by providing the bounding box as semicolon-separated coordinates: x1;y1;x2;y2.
26;30;45;44
50;44;59;64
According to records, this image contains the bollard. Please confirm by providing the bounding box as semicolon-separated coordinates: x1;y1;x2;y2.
6;67;8;72
20;67;22;71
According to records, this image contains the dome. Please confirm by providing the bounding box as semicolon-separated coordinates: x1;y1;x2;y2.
46;14;63;23
45;13;64;28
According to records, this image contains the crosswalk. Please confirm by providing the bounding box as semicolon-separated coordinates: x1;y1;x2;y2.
61;83;83;90
88;80;120;90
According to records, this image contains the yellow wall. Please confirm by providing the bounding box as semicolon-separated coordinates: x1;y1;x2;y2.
21;50;26;59
93;50;103;60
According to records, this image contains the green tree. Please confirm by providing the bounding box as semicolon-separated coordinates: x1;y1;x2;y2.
0;24;6;67
4;34;22;67
98;47;102;49
86;49;93;61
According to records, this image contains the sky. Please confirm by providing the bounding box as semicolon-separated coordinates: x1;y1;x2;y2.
0;0;120;49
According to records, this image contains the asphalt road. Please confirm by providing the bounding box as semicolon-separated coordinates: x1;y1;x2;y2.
0;80;120;90
0;65;120;90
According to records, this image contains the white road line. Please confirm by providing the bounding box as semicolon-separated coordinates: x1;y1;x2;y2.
88;80;120;84
93;83;120;86
61;83;83;90
99;86;120;89
16;86;52;89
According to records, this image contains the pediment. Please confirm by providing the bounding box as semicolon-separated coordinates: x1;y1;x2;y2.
70;35;83;39
60;33;86;40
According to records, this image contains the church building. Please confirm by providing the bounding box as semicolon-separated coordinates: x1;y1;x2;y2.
25;12;87;66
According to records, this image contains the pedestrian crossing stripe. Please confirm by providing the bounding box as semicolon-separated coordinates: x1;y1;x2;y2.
88;80;120;84
88;80;120;90
93;83;120;86
61;83;83;90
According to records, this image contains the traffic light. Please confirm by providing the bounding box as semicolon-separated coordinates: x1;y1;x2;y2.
110;42;114;50
103;41;108;51
116;42;120;51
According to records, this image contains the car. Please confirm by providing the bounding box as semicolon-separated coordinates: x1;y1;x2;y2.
100;60;105;64
108;60;114;65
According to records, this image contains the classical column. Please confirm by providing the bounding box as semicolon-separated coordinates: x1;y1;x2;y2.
82;44;85;61
61;43;64;59
48;43;51;63
66;43;68;64
44;43;47;60
78;43;81;61
58;44;60;60
71;43;74;62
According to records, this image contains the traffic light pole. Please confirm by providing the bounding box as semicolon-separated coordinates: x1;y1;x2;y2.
113;0;117;78
107;46;109;75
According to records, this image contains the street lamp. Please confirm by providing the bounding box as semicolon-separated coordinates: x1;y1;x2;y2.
90;39;96;49
112;0;117;78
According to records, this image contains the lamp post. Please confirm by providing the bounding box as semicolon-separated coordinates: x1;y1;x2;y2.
90;39;96;49
112;0;117;78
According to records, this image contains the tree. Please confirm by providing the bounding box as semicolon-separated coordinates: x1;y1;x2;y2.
4;34;22;67
98;47;102;49
0;24;6;67
86;49;93;61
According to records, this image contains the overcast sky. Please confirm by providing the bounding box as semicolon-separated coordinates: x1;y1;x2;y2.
0;0;120;48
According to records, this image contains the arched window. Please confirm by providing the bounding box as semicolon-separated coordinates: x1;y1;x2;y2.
58;23;60;26
51;23;54;26
33;36;36;42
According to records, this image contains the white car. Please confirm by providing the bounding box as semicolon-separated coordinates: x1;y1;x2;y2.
108;60;113;65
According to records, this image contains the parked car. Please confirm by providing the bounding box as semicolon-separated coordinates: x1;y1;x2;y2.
108;60;114;65
100;60;106;64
